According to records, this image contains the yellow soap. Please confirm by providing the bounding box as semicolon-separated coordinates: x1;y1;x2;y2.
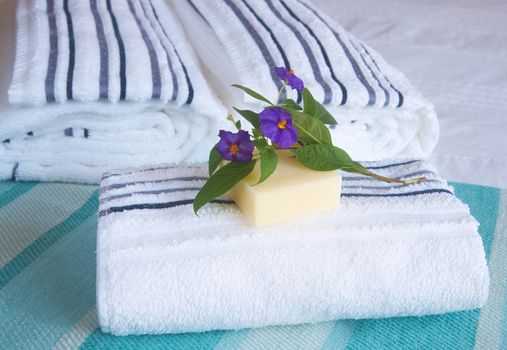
229;150;341;226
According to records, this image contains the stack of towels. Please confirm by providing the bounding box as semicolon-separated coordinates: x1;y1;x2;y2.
97;160;489;334
1;0;438;183
1;0;488;336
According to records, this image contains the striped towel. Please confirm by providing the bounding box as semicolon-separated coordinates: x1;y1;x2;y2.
0;180;505;348
96;160;488;335
0;0;226;183
172;0;439;161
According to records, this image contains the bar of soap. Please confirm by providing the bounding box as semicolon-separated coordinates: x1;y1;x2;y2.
229;150;341;226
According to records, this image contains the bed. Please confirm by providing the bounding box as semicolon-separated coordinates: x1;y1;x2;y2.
1;0;506;349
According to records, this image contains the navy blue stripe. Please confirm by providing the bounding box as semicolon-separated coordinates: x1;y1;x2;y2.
100;176;208;193
342;189;453;198
360;43;404;108
99;199;234;217
186;0;211;26
240;0;291;73
365;160;420;170
45;0;57;103
11;163;19;181
84;128;89;138
64;128;73;137
223;0;285;98
127;0;162;99
278;0;346;105
90;0;109;99
63;0;75;100
350;41;390;106
150;0;193;104
140;1;178;101
266;0;331;103
100;186;202;204
296;0;376;106
27;131;34;136
106;0;127;100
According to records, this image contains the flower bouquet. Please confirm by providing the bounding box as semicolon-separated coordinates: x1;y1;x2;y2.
194;67;425;214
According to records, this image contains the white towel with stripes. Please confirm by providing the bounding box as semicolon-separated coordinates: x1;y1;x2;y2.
97;160;488;335
0;0;226;183
171;0;439;161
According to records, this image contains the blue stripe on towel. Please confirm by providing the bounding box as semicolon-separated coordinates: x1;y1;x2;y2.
149;0;194;104
45;0;58;103
295;0;376;106
90;0;109;100
127;0;162;100
223;0;286;99
98;199;234;217
240;0;291;74
106;0;127;100
341;188;453;198
63;0;75;100
278;0;347;105
140;1;178;101
360;43;404;108
265;0;331;103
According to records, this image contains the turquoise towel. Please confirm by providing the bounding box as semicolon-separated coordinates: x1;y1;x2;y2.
0;181;505;349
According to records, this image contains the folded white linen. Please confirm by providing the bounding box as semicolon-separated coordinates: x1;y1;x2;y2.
97;160;488;335
171;0;439;161
0;0;226;183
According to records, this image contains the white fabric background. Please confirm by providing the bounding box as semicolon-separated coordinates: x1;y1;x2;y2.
1;0;505;188
312;0;507;188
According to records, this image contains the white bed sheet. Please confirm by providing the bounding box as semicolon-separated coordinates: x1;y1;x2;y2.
1;0;506;188
313;0;507;188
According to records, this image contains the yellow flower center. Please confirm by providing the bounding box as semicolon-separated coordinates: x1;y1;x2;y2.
229;144;239;155
278;119;287;129
289;69;295;75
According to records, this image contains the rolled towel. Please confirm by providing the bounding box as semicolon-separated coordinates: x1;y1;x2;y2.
97;160;488;335
0;0;226;183
171;0;439;161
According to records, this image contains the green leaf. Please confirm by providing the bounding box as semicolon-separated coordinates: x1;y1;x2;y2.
302;88;337;125
255;147;278;185
289;110;332;145
234;120;241;130
194;160;256;214
292;144;364;171
282;98;302;111
208;144;222;176
232;84;273;106
233;107;260;129
252;128;263;139
253;138;268;151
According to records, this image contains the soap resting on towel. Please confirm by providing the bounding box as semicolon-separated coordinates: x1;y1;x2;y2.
0;0;226;183
96;160;489;335
171;0;439;161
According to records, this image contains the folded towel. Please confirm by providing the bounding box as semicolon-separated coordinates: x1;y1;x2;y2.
96;160;488;335
171;0;439;161
0;0;226;183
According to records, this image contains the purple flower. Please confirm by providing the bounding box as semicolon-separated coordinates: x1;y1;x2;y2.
274;67;304;93
216;130;254;162
259;107;298;148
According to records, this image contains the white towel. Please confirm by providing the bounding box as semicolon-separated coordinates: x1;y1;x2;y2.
96;160;488;335
171;0;439;161
0;0;226;183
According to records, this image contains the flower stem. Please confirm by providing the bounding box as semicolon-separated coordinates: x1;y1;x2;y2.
275;81;287;105
355;167;426;185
